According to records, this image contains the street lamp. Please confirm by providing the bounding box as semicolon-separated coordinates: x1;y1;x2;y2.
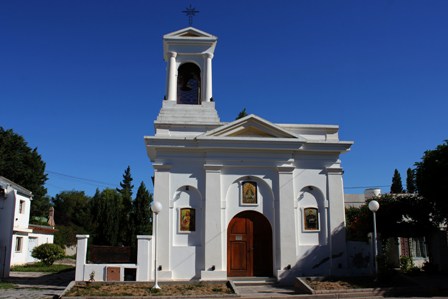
150;201;163;290
368;200;380;274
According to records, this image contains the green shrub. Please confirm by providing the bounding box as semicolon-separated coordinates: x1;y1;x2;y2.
31;243;64;266
400;255;414;273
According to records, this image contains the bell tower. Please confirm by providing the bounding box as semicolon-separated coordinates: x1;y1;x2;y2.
155;27;220;129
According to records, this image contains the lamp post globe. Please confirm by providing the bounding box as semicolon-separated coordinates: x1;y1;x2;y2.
151;201;163;214
368;200;380;212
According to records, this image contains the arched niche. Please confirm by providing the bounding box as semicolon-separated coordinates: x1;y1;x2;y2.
297;186;327;245
172;185;202;246
177;63;201;105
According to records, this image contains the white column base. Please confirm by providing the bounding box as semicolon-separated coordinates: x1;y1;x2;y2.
157;270;173;280
200;270;227;281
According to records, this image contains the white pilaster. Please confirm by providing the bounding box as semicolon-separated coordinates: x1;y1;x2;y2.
166;51;177;102
136;235;153;281
201;164;226;280
326;167;347;275
204;53;213;102
276;166;296;277
75;235;89;281
153;164;172;278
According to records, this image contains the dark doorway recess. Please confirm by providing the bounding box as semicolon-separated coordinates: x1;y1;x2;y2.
227;211;273;277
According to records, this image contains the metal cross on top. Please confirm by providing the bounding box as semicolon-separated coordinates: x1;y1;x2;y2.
182;4;199;26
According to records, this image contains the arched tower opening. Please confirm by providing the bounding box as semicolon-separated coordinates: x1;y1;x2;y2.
177;63;201;105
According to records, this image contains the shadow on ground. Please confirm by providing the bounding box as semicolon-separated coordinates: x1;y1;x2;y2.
5;269;75;287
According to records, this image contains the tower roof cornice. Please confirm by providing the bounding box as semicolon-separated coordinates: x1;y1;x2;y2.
163;27;217;62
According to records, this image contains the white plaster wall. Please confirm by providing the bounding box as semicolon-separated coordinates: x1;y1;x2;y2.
156;152;348;280
0;186;15;277
171;186;204;279
172;188;202;246
297;186;327;246
13;193;30;230
171;246;200;279
150;125;349;281
26;233;55;263
162;162;205;280
82;264;137;281
10;234;29;266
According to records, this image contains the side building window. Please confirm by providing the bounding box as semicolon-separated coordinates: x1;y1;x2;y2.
15;237;23;252
410;237;428;258
304;207;319;231
19;200;25;214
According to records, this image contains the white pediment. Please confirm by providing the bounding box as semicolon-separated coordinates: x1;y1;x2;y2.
201;115;302;139
163;27;216;40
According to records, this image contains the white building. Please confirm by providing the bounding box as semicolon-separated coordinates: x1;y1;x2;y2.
0;176;55;278
143;26;353;283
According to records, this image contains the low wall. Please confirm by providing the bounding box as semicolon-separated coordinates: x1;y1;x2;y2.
75;235;153;282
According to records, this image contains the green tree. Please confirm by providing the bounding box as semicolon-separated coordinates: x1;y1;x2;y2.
52;191;91;228
30;195;52;224
54;225;79;248
52;191;92;247
0;127;49;217
133;181;153;236
406;168;416;194
390;169;404;194
346;194;436;242
117;166;134;245
90;188;123;246
235;108;248;120
415;140;448;225
345;205;371;242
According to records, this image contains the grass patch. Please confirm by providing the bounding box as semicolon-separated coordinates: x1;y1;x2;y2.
11;262;74;273
66;282;233;297
0;281;16;289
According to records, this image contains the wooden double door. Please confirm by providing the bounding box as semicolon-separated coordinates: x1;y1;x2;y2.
227;211;273;277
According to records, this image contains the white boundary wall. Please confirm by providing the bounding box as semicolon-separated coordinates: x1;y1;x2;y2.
75;235;153;282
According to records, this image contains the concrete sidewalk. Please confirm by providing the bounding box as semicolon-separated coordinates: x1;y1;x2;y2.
1;269;75;299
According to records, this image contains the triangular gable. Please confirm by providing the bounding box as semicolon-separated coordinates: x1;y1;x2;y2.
163;27;216;40
201;114;302;139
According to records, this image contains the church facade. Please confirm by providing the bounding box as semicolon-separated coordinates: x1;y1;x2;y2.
144;27;353;282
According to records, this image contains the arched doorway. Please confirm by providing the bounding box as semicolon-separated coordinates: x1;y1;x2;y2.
227;211;273;277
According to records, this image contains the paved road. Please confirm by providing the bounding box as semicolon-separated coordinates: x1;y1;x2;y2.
1;270;74;299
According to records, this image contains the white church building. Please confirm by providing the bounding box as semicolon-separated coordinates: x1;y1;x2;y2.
75;26;353;283
144;26;353;282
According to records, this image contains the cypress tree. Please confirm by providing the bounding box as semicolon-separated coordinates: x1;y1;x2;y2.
117;166;134;245
406;168;416;194
390;169;404;194
91;189;123;246
133;182;153;237
235;108;248;120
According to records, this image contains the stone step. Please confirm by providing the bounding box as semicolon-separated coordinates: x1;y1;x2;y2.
231;277;277;286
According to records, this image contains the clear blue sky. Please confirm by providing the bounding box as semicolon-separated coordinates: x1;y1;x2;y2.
1;0;447;197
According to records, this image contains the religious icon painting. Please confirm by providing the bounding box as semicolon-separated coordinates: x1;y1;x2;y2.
304;207;319;231
179;208;196;232
241;181;257;205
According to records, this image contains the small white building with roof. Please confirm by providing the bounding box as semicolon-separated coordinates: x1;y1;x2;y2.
0;176;55;278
